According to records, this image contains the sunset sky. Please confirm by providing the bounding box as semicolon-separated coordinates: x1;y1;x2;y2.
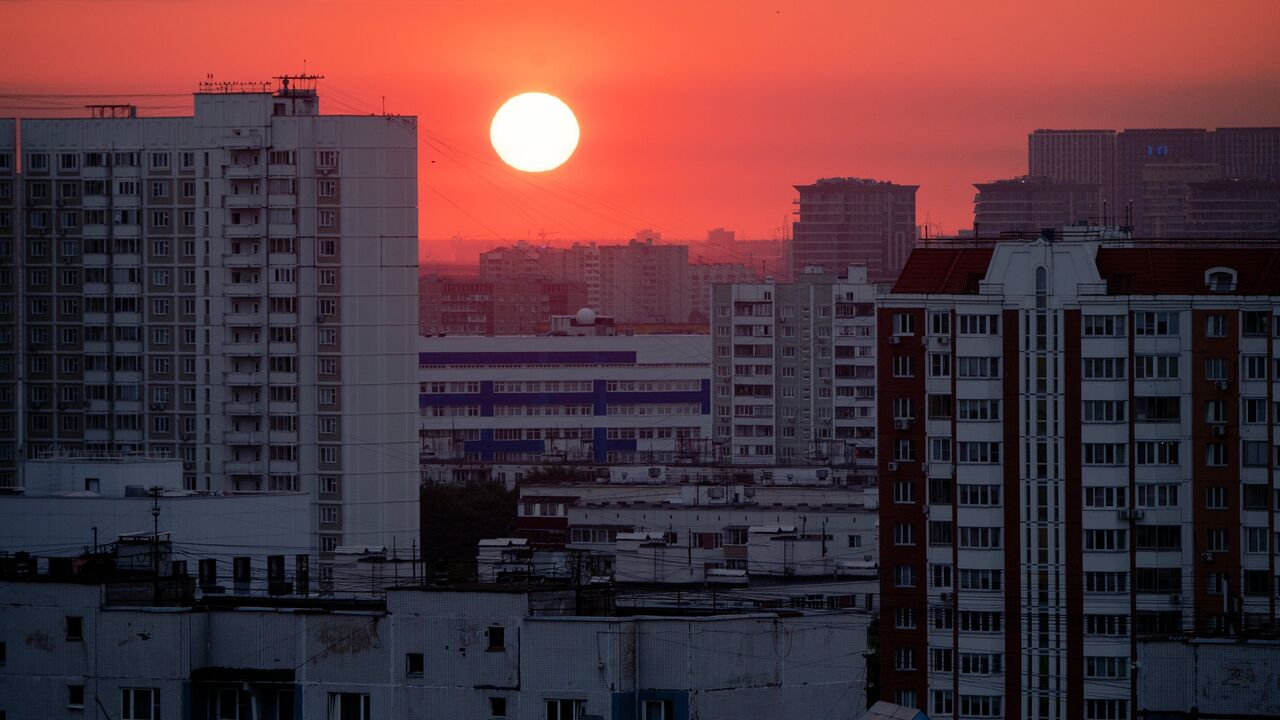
3;0;1279;263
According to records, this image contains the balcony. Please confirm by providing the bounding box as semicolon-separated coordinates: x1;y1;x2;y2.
222;342;262;356
224;164;261;179
224;401;263;415
224;282;262;297
222;132;264;149
224;223;263;239
224;312;263;326
223;432;261;446
223;252;264;268
224;193;263;209
224;460;264;475
224;371;264;386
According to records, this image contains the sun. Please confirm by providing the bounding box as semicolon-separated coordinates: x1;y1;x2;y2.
490;92;580;172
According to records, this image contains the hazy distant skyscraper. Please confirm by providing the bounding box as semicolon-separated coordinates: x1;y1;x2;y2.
1029;130;1118;217
790;178;916;284
972;176;1101;238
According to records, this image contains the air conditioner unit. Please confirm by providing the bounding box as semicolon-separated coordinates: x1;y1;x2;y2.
1200;552;1215;562
888;336;901;345
1212;424;1226;436
1215;380;1230;392
1169;593;1181;604
887;461;899;472
894;418;911;430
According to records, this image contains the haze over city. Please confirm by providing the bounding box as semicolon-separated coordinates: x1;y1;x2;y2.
4;0;1280;262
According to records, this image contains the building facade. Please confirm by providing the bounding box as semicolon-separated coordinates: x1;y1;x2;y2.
790;178;917;284
0;578;870;720
688;261;755;324
0;81;420;557
972;176;1101;238
420;274;587;336
1184;178;1280;239
711;265;881;470
878;239;1280;719
418;335;712;473
1029;127;1280;236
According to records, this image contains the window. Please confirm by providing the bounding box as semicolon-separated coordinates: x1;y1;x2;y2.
1242;310;1269;336
1205;442;1227;466
893;313;914;335
1083;357;1126;380
929;311;951;335
894;607;916;629
1134;354;1179;380
545;699;585;720
1243;441;1269;467
1083;400;1126;423
956;356;1000;378
893;522;915;546
958;526;1002;549
894;564;915;588
489;698;507;717
1085;571;1127;593
1085;656;1129;679
1134;525;1181;551
1205;314;1228;337
642;701;674;720
1085;700;1128;720
928;353;950;377
122;688;160;720
487;625;505;651
1135;484;1177;508
1242;484;1267;510
66;615;83;641
1084;614;1128;636
318;210;337;228
894;648;916;670
406;652;424;677
958;612;1002;633
893;481;914;503
931;649;953;672
956;399;1000;421
1084;529;1126;551
1133;396;1179;423
1245;527;1269;554
1135;441;1179;465
891;355;914;377
1204;358;1227;380
957;441;1000;464
68;684;85;709
1206;528;1228;552
1134;311;1179;336
1205;486;1228;509
328;692;370;720
959;652;1003;674
1084;443;1126;465
957;314;999;335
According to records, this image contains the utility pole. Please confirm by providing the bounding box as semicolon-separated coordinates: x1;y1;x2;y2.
150;486;162;605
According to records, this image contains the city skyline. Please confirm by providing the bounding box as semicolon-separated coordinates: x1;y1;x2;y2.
2;1;1279;263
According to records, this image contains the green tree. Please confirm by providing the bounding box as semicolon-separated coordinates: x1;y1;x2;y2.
420;480;517;579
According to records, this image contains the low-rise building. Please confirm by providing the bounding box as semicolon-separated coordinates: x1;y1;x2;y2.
0;572;871;720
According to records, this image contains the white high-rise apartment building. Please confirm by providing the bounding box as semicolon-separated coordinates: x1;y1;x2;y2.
0;79;419;561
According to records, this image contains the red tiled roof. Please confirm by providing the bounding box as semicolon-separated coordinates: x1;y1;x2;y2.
890;248;995;294
1094;247;1280;295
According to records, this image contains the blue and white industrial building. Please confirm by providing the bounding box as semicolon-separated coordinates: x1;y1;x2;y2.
418;334;712;478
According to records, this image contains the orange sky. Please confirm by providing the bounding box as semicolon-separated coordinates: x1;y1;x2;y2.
3;0;1279;263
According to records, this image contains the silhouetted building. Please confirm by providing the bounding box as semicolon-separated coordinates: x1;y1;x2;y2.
1185;178;1280;239
420;275;587;336
1138;163;1222;238
1030;127;1280;236
791;177;916;283
1029;130;1119;215
1210;127;1280;181
972;176;1100;238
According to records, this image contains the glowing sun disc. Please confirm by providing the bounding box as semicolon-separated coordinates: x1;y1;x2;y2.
490;92;580;172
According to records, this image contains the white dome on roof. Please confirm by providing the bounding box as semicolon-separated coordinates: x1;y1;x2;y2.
575;307;596;325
